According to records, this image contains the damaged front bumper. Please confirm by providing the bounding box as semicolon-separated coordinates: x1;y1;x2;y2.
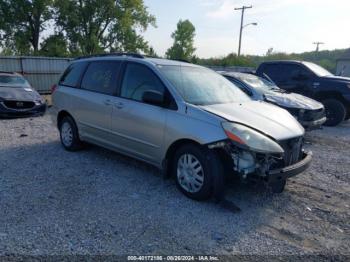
267;151;312;183
208;139;312;183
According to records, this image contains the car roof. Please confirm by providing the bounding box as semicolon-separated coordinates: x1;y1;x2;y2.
259;60;306;65
145;57;198;67
73;53;199;67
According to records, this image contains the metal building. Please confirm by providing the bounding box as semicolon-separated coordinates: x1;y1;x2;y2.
0;56;71;94
336;49;350;77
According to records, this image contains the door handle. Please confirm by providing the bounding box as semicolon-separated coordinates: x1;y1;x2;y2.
115;102;124;109
104;99;112;106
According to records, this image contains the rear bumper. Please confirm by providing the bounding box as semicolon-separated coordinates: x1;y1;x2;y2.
268;151;312;183
0;103;47;118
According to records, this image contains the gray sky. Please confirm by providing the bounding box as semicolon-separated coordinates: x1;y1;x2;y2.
143;0;350;58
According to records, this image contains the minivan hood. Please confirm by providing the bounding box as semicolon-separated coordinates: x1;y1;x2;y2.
199;101;304;141
0;86;41;101
264;92;323;110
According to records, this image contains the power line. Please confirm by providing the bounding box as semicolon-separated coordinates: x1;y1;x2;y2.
234;5;253;56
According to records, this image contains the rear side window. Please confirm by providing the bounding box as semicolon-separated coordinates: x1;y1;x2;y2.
81;61;121;95
260;64;280;79
120;63;165;102
287;65;304;80
59;62;86;87
263;64;300;82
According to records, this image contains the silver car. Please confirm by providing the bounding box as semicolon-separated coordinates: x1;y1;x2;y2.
51;53;312;201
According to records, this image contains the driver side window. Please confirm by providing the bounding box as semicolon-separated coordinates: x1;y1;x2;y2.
120;63;165;102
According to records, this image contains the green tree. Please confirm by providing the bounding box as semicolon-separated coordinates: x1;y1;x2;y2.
40;33;69;57
54;0;156;56
0;0;53;54
166;20;196;61
147;46;158;57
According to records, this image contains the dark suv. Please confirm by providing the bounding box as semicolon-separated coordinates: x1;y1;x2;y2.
256;61;350;126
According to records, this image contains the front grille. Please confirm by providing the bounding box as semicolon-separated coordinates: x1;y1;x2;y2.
300;108;325;121
3;101;35;110
285;107;300;116
278;137;303;166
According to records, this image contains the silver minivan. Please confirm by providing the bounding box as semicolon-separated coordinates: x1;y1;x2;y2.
51;54;312;201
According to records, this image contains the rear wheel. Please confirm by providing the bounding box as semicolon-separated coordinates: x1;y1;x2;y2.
59;116;83;151
322;99;346;126
172;144;223;201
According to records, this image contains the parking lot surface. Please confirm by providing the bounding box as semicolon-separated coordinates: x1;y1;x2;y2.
0;114;349;257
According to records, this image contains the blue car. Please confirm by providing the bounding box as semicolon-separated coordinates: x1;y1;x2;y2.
221;72;326;130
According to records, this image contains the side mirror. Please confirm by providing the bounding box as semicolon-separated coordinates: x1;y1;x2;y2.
142;90;165;106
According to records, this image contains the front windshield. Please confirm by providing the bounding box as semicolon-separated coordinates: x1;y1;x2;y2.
303;62;333;77
238;74;279;92
0;75;29;87
159;65;251;106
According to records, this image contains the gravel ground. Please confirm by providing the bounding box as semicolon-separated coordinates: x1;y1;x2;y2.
0;113;349;258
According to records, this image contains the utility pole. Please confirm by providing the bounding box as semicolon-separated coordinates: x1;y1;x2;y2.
235;5;253;56
313;42;324;52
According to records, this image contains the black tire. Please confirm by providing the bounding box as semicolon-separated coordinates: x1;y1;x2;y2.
322;99;346;126
59;116;83;151
269;178;286;193
172;144;223;201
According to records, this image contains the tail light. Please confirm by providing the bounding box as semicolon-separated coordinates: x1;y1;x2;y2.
51;84;58;94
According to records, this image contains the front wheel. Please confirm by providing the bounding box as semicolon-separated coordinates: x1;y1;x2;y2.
322;99;346;126
59;116;83;151
172;144;223;201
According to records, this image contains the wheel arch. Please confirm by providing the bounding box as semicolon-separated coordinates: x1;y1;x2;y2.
163;138;203;176
164;138;227;201
315;91;347;105
57;110;74;129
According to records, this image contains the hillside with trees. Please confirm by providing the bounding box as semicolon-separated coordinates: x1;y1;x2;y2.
197;49;348;73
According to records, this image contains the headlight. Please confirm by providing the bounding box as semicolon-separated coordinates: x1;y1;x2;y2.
222;122;284;154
